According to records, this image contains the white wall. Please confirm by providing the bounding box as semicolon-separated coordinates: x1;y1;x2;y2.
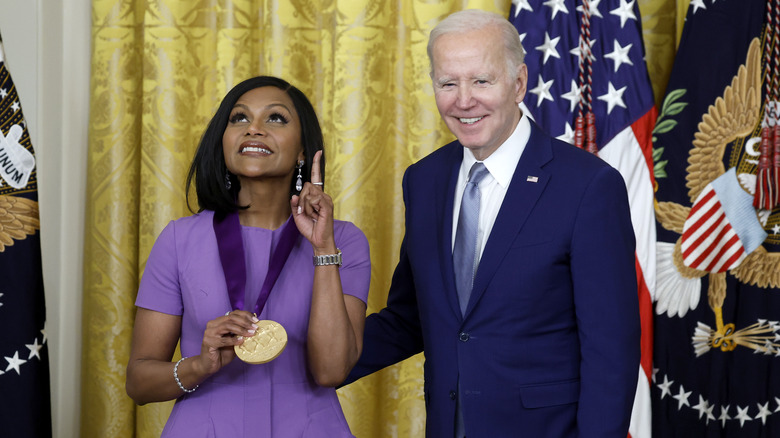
0;1;90;436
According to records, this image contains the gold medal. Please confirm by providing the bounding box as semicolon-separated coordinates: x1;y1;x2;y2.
234;320;288;364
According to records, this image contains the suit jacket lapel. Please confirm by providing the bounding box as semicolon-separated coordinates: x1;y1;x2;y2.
438;142;465;320
465;123;553;317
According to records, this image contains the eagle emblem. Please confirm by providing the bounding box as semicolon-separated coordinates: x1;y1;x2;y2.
655;38;780;355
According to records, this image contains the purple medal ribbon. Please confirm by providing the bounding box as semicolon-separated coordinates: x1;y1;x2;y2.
213;211;300;315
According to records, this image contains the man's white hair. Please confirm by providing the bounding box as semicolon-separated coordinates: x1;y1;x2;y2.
427;9;525;78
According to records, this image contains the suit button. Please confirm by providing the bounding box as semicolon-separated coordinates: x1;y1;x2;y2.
459;332;469;342
450;390;456;400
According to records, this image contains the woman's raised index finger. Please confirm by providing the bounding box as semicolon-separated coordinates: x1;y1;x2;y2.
310;150;323;185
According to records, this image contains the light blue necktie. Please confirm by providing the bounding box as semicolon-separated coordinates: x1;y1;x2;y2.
453;162;489;315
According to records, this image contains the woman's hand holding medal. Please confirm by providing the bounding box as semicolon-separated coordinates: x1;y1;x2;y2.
197;310;260;374
291;150;336;253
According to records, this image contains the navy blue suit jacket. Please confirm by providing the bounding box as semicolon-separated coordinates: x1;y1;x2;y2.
347;121;640;437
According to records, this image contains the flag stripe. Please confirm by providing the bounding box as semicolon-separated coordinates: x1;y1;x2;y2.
682;211;729;261
704;233;744;272
680;191;719;244
686;188;717;219
681;204;726;257
691;224;737;269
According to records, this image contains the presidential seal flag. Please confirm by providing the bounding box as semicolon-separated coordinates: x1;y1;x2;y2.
509;1;656;437
0;32;52;438
653;0;780;436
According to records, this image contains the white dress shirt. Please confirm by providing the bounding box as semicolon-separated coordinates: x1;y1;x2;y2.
451;114;531;260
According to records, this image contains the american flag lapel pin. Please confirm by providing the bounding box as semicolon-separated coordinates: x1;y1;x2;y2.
526;176;538;183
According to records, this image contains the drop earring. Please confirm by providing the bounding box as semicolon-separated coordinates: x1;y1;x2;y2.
295;160;304;192
224;171;232;190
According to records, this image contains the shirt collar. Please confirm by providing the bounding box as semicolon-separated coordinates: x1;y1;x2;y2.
461;112;531;188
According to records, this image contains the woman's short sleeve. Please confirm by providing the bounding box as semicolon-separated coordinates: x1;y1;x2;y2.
135;221;184;315
334;221;371;304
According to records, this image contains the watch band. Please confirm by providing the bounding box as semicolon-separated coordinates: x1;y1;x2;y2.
313;248;342;266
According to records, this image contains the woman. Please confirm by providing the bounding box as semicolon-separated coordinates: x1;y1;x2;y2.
126;76;370;437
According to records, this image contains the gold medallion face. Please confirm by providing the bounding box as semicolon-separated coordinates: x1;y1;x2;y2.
234;320;288;364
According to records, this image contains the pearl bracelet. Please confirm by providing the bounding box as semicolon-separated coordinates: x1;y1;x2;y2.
173;357;198;393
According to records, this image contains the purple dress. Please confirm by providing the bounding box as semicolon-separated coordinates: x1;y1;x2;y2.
135;211;371;437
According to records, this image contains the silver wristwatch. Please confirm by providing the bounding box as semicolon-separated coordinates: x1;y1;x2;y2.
313;249;342;266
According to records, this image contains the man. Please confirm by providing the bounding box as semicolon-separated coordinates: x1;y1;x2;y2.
345;9;640;437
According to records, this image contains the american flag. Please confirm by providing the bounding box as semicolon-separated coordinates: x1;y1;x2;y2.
0;31;51;437
509;1;656;437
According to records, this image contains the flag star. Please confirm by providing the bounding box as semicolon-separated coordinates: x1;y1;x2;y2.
543;0;569;20
529;74;555;107
512;0;533;17
772;223;780;235
756;402;772;425
41;324;48;344
519;33;528;55
569;37;597;62
11;100;20;112
735;405;752;427
0;292;3;307
693;395;709;420
576;0;603;19
690;0;707;14
0;88;7;99
535;32;561;64
719;405;732;428
597;82;627;114
26;338;43;360
672;384;692;410
652;367;659;383
775;397;780;412
561;80;582;113
706;403;717;423
656;375;674;399
693;396;716;423
604;40;633;72
5;351;27;375
610;0;637;28
556;122;575;144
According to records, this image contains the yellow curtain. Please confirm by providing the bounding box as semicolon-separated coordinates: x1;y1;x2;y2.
639;0;692;107
81;0;683;437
